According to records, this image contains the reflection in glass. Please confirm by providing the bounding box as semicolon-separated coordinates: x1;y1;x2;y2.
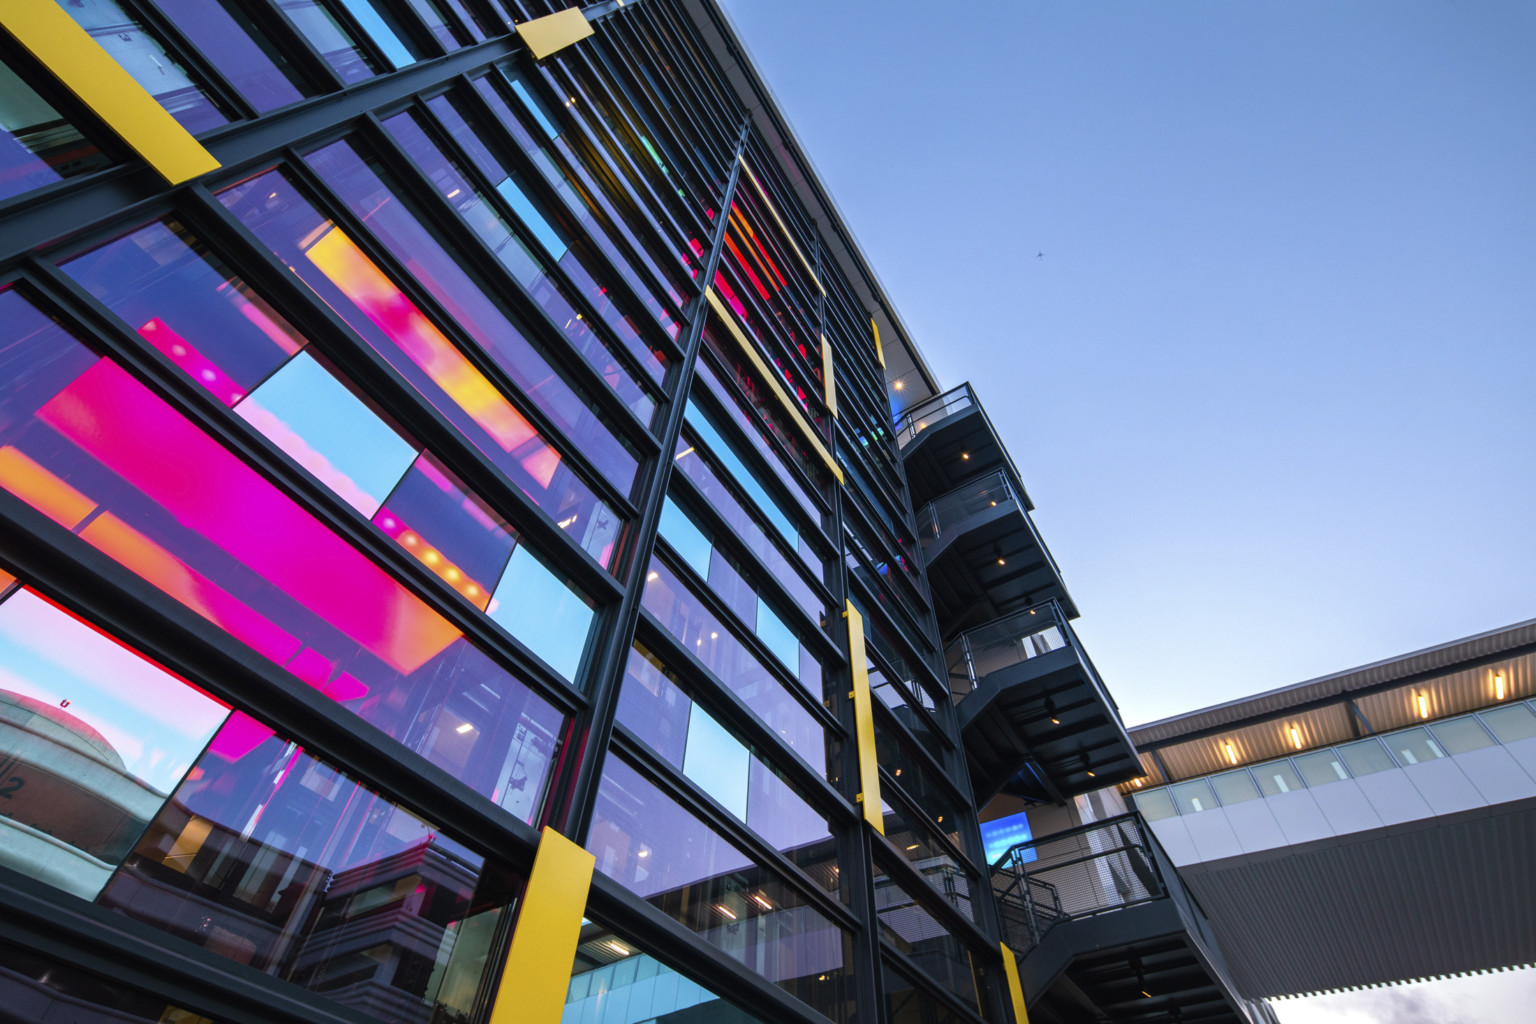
217;171;623;566
486;546;593;685
1337;738;1397;776
0;290;565;821
0;938;218;1024
1130;788;1176;822
884;960;970;1024
873;873;985;1018
588;755;851;1022
54;0;227;134
1252;759;1304;797
148;0;310;112
0;587;228;899
0;63;111;203
101;723;518;1024
683;705;749;819
641;558;825;775
1293;749;1350;787
1387;727;1446;766
237;350;418;516
565;922;771;1024
279;0;380;83
1170;779;1217;814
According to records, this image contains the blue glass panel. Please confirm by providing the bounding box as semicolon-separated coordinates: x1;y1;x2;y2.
684;403;797;546
658;497;712;579
334;0;416;67
755;599;800;674
236;351;418;516
682;704;749;820
496;176;569;261
488;546;593;684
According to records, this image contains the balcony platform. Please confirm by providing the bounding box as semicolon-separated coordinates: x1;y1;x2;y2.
949;604;1139;804
896;384;1032;509
993;814;1276;1024
919;471;1077;633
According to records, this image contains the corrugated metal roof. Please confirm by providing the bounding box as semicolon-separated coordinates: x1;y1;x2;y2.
1179;801;1536;997
1130;618;1536;746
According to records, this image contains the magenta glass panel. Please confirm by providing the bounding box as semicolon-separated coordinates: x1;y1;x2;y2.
640;558;825;777
147;0;309;112
381;109;656;423
589;755;851;1022
302;140;637;496
100;723;519;1023
62;220;306;406
375;454;515;611
217;170;622;568
0;290;564;822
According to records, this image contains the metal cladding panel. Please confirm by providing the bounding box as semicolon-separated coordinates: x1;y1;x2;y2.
1179;800;1536;997
1129;620;1536;748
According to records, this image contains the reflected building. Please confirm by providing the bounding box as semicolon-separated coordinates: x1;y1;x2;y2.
0;3;1260;1024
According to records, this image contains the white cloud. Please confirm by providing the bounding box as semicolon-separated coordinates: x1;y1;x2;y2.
1270;969;1536;1024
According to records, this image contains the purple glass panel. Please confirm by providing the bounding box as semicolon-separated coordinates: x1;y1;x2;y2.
613;644;688;767
640;558;825;776
303;140;637;496
100;725;517;1023
149;0;308;112
381;110;655;423
62;220;307;406
589;755;851;1022
0;64;111;203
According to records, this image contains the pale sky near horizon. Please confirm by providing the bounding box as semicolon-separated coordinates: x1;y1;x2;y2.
718;1;1536;1018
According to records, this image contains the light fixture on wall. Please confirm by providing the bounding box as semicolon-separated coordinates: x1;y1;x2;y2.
1416;692;1429;719
1289;726;1302;749
1495;672;1507;701
1224;741;1237;765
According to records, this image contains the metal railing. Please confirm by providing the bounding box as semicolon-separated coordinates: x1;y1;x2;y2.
893;384;976;449
917;470;1017;551
945;599;1071;700
991;812;1214;954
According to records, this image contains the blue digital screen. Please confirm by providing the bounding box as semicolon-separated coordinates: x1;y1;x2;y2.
979;811;1037;865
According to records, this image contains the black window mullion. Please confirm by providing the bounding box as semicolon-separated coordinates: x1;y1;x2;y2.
280;141;642;517
119;0;262;123
359;110;660;450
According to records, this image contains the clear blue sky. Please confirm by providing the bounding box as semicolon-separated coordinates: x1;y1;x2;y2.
720;0;1536;729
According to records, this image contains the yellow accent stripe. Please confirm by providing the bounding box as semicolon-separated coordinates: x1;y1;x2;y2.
705;287;843;484
870;316;885;368
488;826;595;1024
1001;942;1031;1024
846;600;884;834
821;334;837;420
737;155;825;296
0;0;218;185
515;8;595;60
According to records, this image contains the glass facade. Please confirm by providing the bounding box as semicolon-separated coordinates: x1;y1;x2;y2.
0;4;1078;1024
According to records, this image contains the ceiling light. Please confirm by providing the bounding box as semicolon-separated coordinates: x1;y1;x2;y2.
606;940;630;956
1289;726;1302;750
1224;742;1237;765
906;844;919;851
1086;770;1096;778
715;904;737;920
894;380;904;391
1050;717;1060;725
1495;672;1506;701
646;571;658;581
1133;778;1143;788
750;893;773;911
456;722;475;734
1417;693;1429;719
961;452;970;460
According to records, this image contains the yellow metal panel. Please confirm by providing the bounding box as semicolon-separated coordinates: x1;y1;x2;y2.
846;600;884;834
516;8;594;60
870;316;885;368
0;0;218;185
1001;942;1031;1024
737;155;825;296
488;826;595;1024
821;334;837;419
704;287;844;484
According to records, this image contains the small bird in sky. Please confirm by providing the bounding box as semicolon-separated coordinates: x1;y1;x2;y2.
1036;252;1044;259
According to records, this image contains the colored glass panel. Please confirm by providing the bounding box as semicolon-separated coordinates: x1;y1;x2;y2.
641;558;825;775
0;290;564;821
565;924;774;1024
304;139;638;496
236;350;418;516
281;0;379;83
383;108;656;422
218;171;623;567
486;546;593;685
657;496;711;579
53;0;227;135
335;0;417;67
588;755;851;1022
0;61;111;203
62;219;308;407
148;0;309;112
